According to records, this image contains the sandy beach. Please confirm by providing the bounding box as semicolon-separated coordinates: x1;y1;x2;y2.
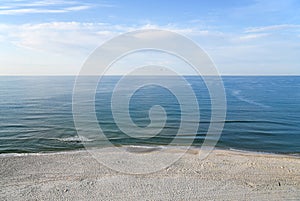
0;148;299;201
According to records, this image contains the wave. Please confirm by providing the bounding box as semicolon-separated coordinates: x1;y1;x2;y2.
228;148;300;157
57;136;94;143
1;146;299;158
231;90;271;108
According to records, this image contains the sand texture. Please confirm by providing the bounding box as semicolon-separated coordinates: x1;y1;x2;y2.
0;148;299;200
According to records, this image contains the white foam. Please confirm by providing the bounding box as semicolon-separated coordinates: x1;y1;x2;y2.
58;136;93;142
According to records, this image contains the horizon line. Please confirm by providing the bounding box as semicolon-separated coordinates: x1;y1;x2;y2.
0;74;300;76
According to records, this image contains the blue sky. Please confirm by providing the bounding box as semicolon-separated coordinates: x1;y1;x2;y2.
0;0;300;75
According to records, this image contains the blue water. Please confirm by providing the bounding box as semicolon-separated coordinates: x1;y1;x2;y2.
0;76;299;154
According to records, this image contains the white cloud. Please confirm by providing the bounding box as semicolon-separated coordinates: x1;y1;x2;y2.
0;0;95;15
238;33;269;41
1;22;119;55
0;22;222;56
137;23;224;37
0;21;299;75
0;21;227;75
245;24;300;33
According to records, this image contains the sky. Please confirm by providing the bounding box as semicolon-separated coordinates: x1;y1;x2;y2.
0;0;300;75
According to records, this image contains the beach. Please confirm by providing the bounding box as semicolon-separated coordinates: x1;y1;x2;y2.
1;148;299;200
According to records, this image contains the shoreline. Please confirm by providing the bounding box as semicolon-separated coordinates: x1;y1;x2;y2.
1;145;299;158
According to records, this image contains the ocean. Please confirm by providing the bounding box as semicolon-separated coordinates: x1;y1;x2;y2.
0;76;299;155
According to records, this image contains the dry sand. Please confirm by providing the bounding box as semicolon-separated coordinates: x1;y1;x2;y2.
0;148;299;200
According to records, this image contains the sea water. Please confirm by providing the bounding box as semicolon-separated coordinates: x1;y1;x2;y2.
0;76;299;154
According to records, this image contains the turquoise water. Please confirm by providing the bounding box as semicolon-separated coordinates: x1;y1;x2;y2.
0;76;299;154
